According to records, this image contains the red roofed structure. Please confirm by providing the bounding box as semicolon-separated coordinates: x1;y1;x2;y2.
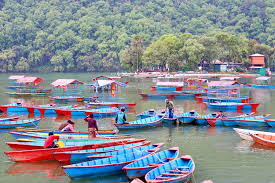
51;79;83;89
17;77;44;85
249;54;265;67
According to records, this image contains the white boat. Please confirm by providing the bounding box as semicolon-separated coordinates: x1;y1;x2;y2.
233;128;275;141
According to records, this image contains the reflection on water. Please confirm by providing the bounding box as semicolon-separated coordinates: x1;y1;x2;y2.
251;142;275;153
6;161;66;180
70;173;129;183
235;140;254;153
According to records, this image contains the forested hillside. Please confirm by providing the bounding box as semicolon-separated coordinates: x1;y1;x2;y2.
0;0;274;72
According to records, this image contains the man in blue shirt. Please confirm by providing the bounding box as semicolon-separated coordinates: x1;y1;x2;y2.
115;108;128;124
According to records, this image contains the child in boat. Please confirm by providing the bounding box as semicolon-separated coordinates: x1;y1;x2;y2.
115;108;128;124
84;113;98;138
44;132;60;148
61;120;75;132
165;99;174;118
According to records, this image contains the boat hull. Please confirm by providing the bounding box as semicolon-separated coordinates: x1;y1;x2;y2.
5;140;129;162
0;119;41;129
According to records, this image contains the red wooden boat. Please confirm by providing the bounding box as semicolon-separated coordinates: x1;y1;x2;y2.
251;133;275;148
6;138;144;151
5;139;138;162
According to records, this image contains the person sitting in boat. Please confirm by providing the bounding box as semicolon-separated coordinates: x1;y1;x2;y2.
43;132;60;148
58;120;70;131
165;99;174;118
115;107;128;124
61;120;75;132
216;111;225;118
84;113;99;138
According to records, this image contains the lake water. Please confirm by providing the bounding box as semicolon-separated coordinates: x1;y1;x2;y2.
0;73;275;183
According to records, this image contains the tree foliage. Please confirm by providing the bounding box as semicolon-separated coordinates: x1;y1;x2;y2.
0;0;273;72
142;32;275;71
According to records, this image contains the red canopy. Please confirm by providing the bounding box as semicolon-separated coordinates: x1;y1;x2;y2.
208;81;239;87
17;77;44;84
51;79;83;88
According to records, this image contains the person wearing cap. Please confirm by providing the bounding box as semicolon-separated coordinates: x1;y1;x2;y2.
44;132;60;148
84;113;98;138
115;108;128;124
165;99;174;118
61;120;75;132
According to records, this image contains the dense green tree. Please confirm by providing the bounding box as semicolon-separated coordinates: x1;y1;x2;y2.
0;0;273;72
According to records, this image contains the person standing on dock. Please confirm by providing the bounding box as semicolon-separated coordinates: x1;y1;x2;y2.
84;113;98;138
165;99;174;118
115;107;128;124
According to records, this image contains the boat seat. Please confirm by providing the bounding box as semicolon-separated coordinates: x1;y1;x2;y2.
178;166;190;170
147;163;162;166
263;135;272;140
169;170;189;173
162;173;184;176
155;177;172;179
258;134;264;138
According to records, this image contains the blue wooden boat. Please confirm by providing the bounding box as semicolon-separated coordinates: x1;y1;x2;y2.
235;115;271;127
248;84;275;89
58;107;120;117
88;102;136;108
123;147;179;179
115;115;164;130
9;131;129;141
206;113;254;126
204;102;259;111
0;116;19;121
12;129;115;136
87;143;164;160
223;114;271;127
39;105;74;115
53;141;151;164
145;155;195;183
0;103;28;113
152;86;183;92
0;118;41;129
63;145;161;179
160;111;177;123
140;93;179;99
177;111;199;124
137;109;156;119
198;96;251;103
195;113;217;125
265;119;275;127
50;96;85;102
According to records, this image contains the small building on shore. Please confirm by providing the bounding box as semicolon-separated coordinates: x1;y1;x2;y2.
249;54;266;76
213;60;227;72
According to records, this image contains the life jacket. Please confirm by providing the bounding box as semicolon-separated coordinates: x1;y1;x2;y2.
116;112;125;124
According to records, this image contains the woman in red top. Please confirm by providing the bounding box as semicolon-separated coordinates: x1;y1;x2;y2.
43;132;60;148
84;113;98;138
